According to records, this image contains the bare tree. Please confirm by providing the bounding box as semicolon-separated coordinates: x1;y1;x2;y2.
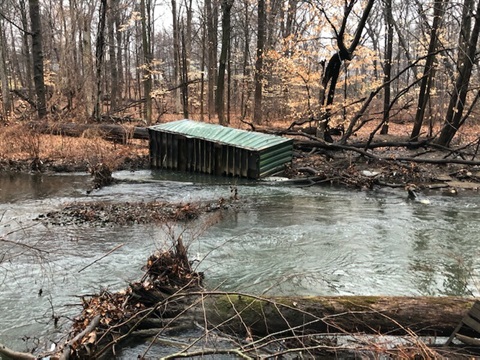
0;19;11;118
436;0;480;146
93;0;107;120
140;0;153;124
410;0;445;141
317;0;375;140
172;0;181;114
381;0;394;135
205;0;218;118
108;0;119;111
28;0;47;118
216;0;234;125
253;0;266;125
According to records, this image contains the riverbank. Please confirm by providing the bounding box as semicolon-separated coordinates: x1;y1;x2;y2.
1;122;480;194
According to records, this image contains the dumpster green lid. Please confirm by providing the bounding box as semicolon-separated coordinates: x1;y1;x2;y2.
149;119;292;151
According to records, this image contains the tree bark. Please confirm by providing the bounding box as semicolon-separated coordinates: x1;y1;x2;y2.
181;26;189;118
205;294;475;337
0;20;11;118
171;0;181;114
93;0;107;121
410;0;445;141
381;0;394;135
19;0;34;101
436;0;480;146
80;6;96;118
140;0;153;124
107;0;119;112
28;0;47;118
215;0;233;125
205;0;218;118
253;0;266;125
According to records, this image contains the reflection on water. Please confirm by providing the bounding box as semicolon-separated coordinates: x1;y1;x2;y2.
1;170;480;350
0;172;89;203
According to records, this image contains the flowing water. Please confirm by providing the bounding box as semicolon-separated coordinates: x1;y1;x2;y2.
1;170;480;354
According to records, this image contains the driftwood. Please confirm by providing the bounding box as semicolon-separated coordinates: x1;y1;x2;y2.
0;343;36;360
29;122;149;143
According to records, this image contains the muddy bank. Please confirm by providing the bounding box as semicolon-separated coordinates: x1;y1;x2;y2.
1;128;479;193
0;153;150;173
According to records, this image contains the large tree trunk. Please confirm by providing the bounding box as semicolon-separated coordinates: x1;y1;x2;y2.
253;0;266;125
205;294;475;337
19;0;33;100
0;21;11;118
140;0;153;124
28;0;47;118
240;0;251;120
114;3;124;103
380;0;394;135
205;0;218;118
410;0;445;141
80;8;96;118
171;0;181;114
180;27;189;118
93;0;107;121
215;0;233;125
436;0;480;146
107;0;119;112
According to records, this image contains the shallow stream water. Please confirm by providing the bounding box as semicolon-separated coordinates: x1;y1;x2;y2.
1;170;479;355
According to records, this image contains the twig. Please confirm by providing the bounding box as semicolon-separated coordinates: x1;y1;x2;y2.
59;315;101;360
78;243;124;273
162;348;254;359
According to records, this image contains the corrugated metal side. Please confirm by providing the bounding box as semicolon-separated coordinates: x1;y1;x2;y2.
259;142;293;177
150;119;291;150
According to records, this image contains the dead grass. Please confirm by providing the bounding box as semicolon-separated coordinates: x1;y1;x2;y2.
0;123;148;171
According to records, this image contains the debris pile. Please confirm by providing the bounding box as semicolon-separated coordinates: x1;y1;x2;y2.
37;200;219;226
89;163;114;189
65;239;202;359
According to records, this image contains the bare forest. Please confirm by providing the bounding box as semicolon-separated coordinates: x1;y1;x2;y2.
0;0;479;147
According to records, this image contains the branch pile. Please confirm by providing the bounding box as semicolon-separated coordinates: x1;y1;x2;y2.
62;239;203;359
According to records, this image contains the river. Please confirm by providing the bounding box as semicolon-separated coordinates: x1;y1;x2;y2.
0;170;479;355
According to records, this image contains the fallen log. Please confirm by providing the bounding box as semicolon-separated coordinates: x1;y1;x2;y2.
0;294;475;360
29;122;149;142
204;294;475;337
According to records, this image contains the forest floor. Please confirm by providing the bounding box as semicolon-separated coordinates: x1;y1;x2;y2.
1;119;479;196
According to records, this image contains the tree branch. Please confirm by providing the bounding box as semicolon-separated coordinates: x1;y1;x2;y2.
0;343;36;360
0;11;33;35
